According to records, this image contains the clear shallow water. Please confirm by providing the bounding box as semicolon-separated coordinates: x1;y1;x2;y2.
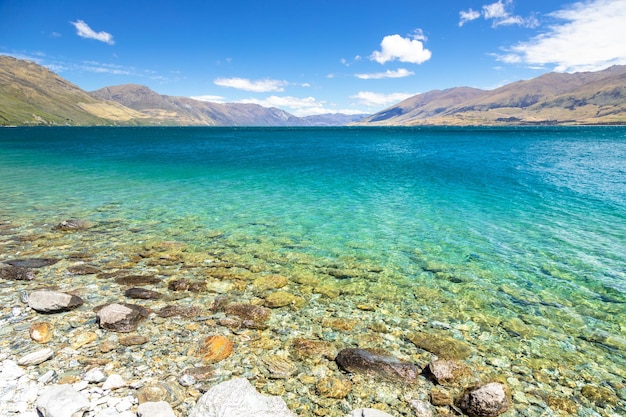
1;126;625;405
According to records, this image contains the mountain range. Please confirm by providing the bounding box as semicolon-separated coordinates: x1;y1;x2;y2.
1;55;626;126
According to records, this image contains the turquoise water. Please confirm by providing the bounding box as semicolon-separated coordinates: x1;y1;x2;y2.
1;126;626;405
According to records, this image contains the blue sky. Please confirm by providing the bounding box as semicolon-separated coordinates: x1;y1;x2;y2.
1;0;625;116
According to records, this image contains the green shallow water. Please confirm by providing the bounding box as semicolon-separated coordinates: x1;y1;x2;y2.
1;126;625;411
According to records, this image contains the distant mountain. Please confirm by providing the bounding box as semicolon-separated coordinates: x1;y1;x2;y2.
301;113;368;126
0;55;142;125
356;65;626;125
90;84;307;126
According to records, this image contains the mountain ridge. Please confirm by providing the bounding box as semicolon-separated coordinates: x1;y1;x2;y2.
2;55;625;126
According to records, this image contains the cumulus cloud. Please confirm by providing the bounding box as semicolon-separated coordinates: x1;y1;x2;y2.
349;91;415;107
71;20;114;45
459;0;538;28
370;34;432;65
214;77;286;92
355;68;415;79
499;0;626;72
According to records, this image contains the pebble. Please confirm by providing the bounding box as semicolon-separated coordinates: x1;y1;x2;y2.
96;303;149;332
18;348;54;366
84;368;107;383
335;348;421;383
459;382;510;417
28;290;84;313
30;322;54;343
194;335;234;363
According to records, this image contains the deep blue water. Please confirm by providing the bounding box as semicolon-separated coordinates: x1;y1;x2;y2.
1;126;625;381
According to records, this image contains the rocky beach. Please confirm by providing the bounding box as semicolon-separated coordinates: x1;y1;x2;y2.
1;215;624;417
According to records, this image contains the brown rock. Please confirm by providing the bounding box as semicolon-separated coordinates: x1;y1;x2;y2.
0;266;36;280
260;355;297;379
30;322;53;343
581;384;618;407
291;338;337;360
168;278;190;291
95;303;149;332
224;303;271;324
546;396;579;414
407;331;473;360
335;348;421;383
100;340;117;353
125;287;162;300
183;366;214;382
195;335;234;363
136;381;186;406
4;258;60;268
430;386;453;406
321;317;357;331
71;332;98;349
264;291;306;308
114;275;160;286
428;359;472;385
119;335;149;346
252;274;288;292
458;383;510;417
316;376;352;398
157;305;202;318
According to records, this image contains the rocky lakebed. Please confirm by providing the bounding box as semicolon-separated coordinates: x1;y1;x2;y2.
0;217;624;417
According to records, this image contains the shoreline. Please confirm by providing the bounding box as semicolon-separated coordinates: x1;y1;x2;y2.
1;216;624;416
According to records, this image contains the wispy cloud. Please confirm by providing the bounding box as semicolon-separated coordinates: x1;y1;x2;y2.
214;77;287;92
459;0;538;28
355;68;414;80
370;33;432;65
190;95;226;103
349;91;415;107
70;20;115;45
498;0;626;72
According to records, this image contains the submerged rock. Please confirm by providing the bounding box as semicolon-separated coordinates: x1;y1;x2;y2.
114;275;161;286
4;258;59;268
28;290;84;313
316;375;352;398
30;322;54;343
224;303;271;324
55;219;93;231
194;335;234;363
18;348;54;366
95;302;149;332
335;348;421;383
427;358;471;385
458;382;510;417
407;331;473;359
67;264;100;275
0;266;36;280
290;338;337;361
125;287;162;300
189;377;296;417
136;381;186;406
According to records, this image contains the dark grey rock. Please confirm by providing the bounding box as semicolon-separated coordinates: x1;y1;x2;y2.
336;348;421;383
28;290;84;313
4;258;59;268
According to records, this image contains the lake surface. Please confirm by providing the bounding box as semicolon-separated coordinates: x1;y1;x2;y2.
1;126;625;414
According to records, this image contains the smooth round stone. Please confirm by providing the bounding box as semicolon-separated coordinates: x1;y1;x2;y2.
137;401;176;417
4;258;59;268
124;287;162;300
28;290;84;313
18;348;54;366
84;367;107;383
264;291;306;308
96;303;149;332
102;374;126;390
136;381;186;406
119;335;149;346
29;322;53;343
459;382;510;417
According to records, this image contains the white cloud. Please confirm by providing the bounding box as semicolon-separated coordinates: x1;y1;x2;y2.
501;0;626;72
238;95;327;116
71;20;114;45
191;95;226;103
214;77;286;92
370;34;432;65
460;1;538;28
355;68;415;79
349;91;415;107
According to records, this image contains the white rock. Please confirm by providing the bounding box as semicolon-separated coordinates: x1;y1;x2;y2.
37;385;90;417
189;377;296;417
73;380;89;392
102;374;126;390
409;400;434;417
346;409;395;417
115;397;133;412
0;360;25;380
18;348;54;366
28;290;83;313
38;370;56;384
137;401;177;417
85;368;107;383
